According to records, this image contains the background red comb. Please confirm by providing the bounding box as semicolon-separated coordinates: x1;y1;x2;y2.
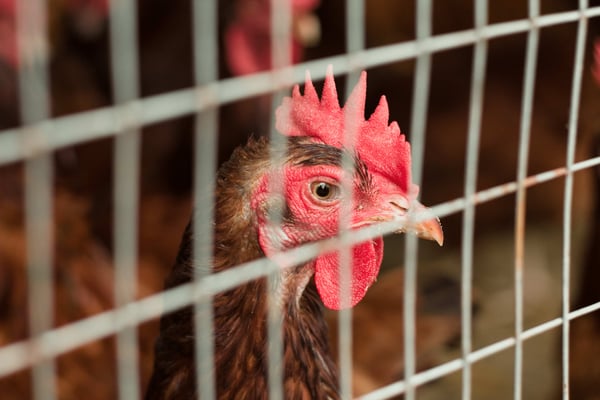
275;67;413;194
0;0;17;68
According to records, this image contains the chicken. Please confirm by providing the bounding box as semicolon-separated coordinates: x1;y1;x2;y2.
145;69;444;398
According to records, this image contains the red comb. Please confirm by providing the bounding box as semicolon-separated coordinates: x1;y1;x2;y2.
275;67;413;194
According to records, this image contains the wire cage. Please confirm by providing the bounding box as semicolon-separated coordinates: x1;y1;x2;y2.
1;0;600;399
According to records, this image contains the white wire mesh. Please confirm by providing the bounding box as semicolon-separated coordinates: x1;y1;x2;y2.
16;1;55;399
1;1;600;400
191;1;218;397
109;0;142;398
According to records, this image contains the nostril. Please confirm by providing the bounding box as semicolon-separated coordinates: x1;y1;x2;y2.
388;195;409;212
389;200;408;212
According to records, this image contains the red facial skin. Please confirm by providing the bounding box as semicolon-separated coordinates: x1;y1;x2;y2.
251;163;409;310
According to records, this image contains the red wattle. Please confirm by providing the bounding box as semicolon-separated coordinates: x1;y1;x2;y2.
313;238;383;310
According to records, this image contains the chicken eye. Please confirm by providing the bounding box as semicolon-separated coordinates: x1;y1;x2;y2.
310;181;339;202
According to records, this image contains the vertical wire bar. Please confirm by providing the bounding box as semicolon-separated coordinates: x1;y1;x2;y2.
346;0;365;61
402;230;418;400
109;0;141;398
562;2;588;398
337;131;355;400
513;2;540;400
461;3;488;400
404;1;432;399
338;1;365;398
268;0;292;398
191;1;218;398
16;1;55;399
338;109;356;400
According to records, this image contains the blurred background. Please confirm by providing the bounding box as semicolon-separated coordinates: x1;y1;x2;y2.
1;0;600;398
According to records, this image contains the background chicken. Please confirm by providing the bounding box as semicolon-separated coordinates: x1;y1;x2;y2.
0;164;191;398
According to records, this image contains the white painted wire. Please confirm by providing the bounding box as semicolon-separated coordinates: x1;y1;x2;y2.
338;1;366;399
461;2;488;399
192;1;218;398
108;0;142;398
267;1;293;398
1;3;599;400
403;1;433;399
16;0;55;399
513;1;540;399
562;0;589;398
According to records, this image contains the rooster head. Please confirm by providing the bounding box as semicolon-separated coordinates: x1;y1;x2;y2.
251;68;443;310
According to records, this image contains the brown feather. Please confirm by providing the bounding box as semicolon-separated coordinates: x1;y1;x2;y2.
146;136;348;399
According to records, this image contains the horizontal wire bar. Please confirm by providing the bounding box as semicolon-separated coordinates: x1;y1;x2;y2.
1;7;600;166
428;156;600;221
569;299;600;319
2;270;583;387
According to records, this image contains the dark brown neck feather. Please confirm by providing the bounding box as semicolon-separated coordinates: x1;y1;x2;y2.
145;137;340;399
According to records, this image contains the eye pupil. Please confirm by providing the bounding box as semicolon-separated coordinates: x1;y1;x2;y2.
310;181;339;202
315;183;330;198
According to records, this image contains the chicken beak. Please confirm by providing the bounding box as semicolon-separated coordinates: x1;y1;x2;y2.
387;197;444;246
